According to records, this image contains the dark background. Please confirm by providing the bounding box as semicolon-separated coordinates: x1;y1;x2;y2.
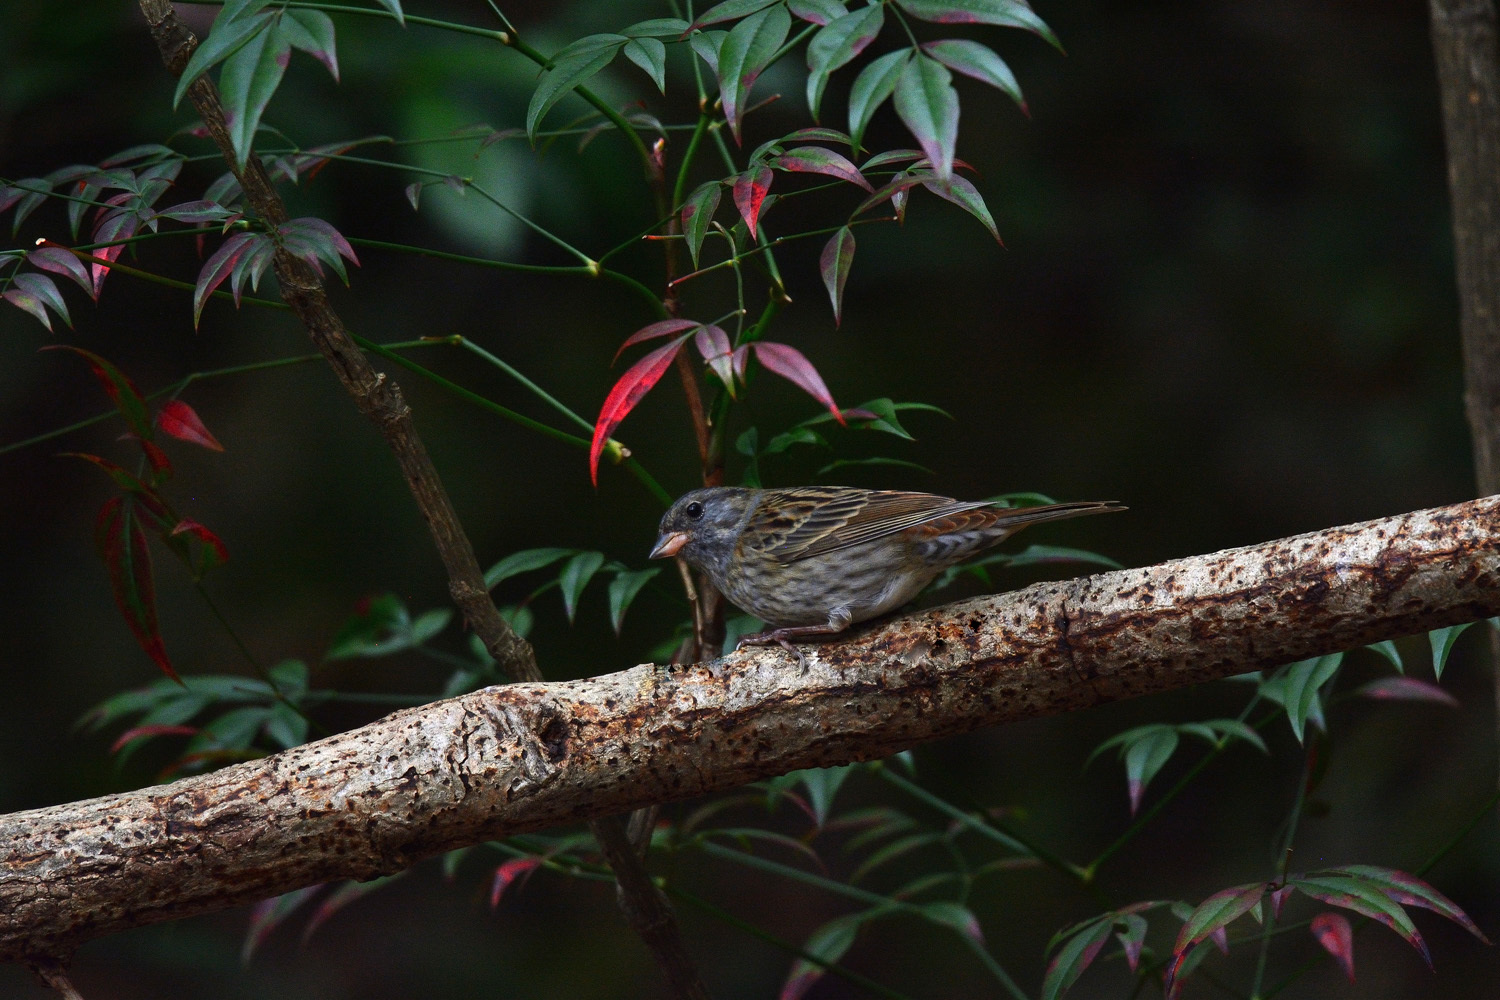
2;1;1496;997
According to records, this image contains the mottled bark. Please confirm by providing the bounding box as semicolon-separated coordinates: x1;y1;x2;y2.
1429;0;1500;777
4;495;1498;964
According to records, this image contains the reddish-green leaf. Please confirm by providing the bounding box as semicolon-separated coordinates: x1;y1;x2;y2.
614;318;702;361
751;342;846;424
172;519;230;575
819;226;855;325
219;19;293;167
157;399;225;451
277;217;360;283
733;165;774;238
848;48;911;148
1122;726;1178;815
1292;874;1431;965
372;0;404;25
242;885;321;963
1329;865;1490;943
4;274;69;331
1170;882;1265;967
1354;675;1459;706
771;146;872;190
805;4;886;119
1041;915;1115;1000
717;4;792;143
27;246;96;299
301;875;402;942
894;0;1062;51
279;9;339;80
590;337;691;485
194;231;264;326
526;36;624;138
1311;912;1356;981
922;173;1001;241
693;0;781;29
894;53;959;180
96;496;178;683
681;180;723;267
781;913;863;1000
87;208;138;298
790;0;848;25
230;235;277;305
922;38;1025;111
44;345;152;438
695;323;736;390
174;6;272;108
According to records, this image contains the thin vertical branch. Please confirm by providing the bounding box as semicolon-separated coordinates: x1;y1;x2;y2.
1429;0;1500;776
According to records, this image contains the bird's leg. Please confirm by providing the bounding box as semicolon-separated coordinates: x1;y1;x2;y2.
737;610;852;671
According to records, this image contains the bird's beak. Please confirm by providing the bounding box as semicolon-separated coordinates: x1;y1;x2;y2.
650;531;688;559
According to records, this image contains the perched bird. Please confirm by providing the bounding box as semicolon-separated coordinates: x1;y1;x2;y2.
650;485;1124;660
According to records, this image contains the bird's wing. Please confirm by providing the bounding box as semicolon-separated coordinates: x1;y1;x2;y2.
746;488;995;563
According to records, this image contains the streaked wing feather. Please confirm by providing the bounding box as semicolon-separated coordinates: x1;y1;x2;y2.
749;488;995;563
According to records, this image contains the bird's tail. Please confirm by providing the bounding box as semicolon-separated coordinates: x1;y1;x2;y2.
990;500;1127;530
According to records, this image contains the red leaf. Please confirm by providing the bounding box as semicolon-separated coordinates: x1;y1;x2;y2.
157;399;225;451
140;438;173;484
110;723;198;754
490;857;544;908
64;451;148;493
1311;911;1356;982
751;342;845;424
95;496;178;682
43;345;152;438
590;337;690;485
733;165;774;239
613;318;701;362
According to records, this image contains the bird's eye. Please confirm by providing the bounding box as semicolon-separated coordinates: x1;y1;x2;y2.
685;501;704;519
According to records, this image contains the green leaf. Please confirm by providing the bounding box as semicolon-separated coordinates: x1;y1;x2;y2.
558;551;605;624
372;0;405;25
1262;653;1342;743
189;705;271;754
816;457;933;476
268;659;309;697
1427;621;1472;681
607;567;660;634
681;180;722;268
694;0;782;29
922;37;1024;107
795;763;854;827
999;543;1122;571
1365;638;1404;673
622;18;691;37
173;9;273;109
622;37;667;92
219;20;292;168
894;53;959;180
411;608;453;645
893;0;1062;51
485;547;576;589
1172;882;1266;956
526;37;624;139
324;593;408;660
1201;719;1269;754
805;4;886;119
716;4;792;143
689;30;728;76
848;48;911;148
765;426;828;453
264;701;309;749
918;901;983;942
499;604;534;640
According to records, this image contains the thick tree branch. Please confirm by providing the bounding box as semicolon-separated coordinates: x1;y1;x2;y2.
4;495;1498;964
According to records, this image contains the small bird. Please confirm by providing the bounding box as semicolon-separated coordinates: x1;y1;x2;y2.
650;485;1124;661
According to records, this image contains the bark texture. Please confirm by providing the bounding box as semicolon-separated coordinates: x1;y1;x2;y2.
4;495;1499;963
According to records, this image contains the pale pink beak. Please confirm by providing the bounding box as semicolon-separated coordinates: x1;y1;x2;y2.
650;531;688;559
